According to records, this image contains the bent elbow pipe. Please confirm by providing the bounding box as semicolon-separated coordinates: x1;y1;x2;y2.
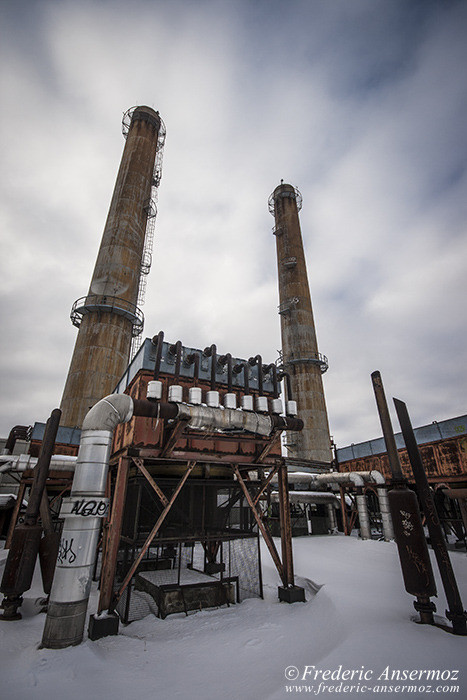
265;363;279;399
151;331;164;380
204;344;217;390
249;355;263;395
219;353;233;392
42;394;134;649
278;371;294;402
187;352;200;386
233;362;250;395
169;341;183;382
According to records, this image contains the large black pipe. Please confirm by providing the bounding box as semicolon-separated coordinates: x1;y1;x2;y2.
169;341;182;382
248;355;263;395
203;344;217;390
233;362;250;395
219;354;233;392
132;398;303;433
151;331;164;380
3;426;31;455
265;364;279;399
186;352;200;386
394;398;467;635
278;371;294;402
0;408;62;620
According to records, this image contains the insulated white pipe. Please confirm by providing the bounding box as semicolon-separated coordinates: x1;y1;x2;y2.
42;394;133;649
176;403;274;436
270;490;339;505
327;503;338;534
370;470;394;541
0;454;77;474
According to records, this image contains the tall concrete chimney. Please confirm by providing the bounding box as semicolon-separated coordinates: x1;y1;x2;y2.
60;106;163;428
269;183;331;465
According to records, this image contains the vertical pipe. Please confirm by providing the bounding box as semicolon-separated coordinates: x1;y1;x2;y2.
24;409;62;525
42;395;133;648
355;490;371;540
233;362;250;394
376;487;395;542
219;354;233;392
152;331;164;380
249;355;263;395
277;462;294;586
326;503;338;534
169;341;183;382
265;363;279;398
371;371;404;481
97;457;130;614
204;345;217;391
340;485;350;536
187;352;200;385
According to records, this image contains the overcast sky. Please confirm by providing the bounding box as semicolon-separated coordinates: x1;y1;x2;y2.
1;0;466;448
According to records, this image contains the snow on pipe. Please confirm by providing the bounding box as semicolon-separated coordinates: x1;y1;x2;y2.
41;394;134;649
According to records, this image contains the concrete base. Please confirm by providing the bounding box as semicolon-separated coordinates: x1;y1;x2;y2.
88;612;120;641
278;586;306;604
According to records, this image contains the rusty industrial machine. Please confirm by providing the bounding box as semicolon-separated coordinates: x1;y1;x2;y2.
41;333;306;648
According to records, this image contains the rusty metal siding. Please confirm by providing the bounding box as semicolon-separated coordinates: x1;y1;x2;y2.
338;435;467;483
111;369;282;461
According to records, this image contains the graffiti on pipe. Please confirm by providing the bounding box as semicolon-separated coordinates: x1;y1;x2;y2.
60;497;109;519
400;510;414;537
57;537;77;565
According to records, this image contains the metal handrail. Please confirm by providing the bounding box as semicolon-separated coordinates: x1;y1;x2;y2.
70;295;144;337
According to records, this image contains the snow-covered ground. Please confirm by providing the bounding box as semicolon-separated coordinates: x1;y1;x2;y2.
1;535;466;699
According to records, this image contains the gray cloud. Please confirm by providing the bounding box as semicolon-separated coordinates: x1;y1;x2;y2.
1;0;465;447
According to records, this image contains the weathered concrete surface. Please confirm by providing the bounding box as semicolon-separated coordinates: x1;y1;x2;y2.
60;107;161;428
271;183;331;464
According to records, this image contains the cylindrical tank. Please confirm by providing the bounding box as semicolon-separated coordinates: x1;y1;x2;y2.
269;183;331;463
60;107;162;428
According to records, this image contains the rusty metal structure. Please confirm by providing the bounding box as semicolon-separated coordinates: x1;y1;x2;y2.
337;416;467;486
40;334;306;647
59;106;165;429
269;183;332;466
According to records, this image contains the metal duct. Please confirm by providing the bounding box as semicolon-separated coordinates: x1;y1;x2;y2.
176;403;273;437
327;503;338;534
371;470;394;541
41;394;133;649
